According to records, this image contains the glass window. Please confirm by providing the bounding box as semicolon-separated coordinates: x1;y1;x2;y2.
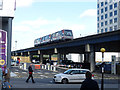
101;8;103;13
97;4;99;8
114;3;117;8
97;30;99;33
114;18;117;23
97;17;99;21
110;19;112;24
114;10;117;15
101;29;103;33
105;1;107;5
110;5;113;10
97;23;99;28
97;10;99;15
114;25;117;30
105;28;108;32
101;2;104;7
105;7;107;12
110;12;112;17
101;15;104;20
110;27;113;31
105;21;107;25
101;22;103;27
0;0;3;10
64;30;73;36
105;14;107;19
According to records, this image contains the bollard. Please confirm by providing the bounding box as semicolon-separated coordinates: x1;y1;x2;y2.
48;65;50;70
45;65;46;69
51;65;53;71
24;63;27;70
53;66;56;71
42;64;44;69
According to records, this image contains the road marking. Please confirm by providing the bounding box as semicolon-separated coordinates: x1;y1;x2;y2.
37;72;42;74
22;72;27;73
14;72;19;73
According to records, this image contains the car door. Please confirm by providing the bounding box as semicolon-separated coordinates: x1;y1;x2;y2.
78;70;86;82
67;70;80;82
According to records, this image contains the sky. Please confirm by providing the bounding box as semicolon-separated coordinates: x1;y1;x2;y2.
12;0;97;51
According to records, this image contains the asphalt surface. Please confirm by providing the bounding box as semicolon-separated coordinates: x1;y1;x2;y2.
9;66;120;89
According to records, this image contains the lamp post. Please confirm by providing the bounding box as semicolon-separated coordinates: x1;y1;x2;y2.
100;48;105;90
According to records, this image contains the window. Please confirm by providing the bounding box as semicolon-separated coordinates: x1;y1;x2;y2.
101;29;103;33
105;28;108;32
114;18;117;23
114;10;117;15
97;30;99;33
105;14;107;19
114;3;117;8
110;5;113;10
105;21;107;25
97;17;99;21
0;0;3;10
101;2;104;7
105;2;107;5
110;12;112;17
101;8;103;13
101;22;103;27
110;19;112;24
101;15;104;20
105;7;107;12
98;23;99;28
97;10;99;15
110;27;113;31
97;4;99;8
114;25;117;30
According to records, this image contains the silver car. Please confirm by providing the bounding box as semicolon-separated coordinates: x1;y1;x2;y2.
53;69;94;84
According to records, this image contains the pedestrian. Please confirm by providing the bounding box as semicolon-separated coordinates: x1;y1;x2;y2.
80;71;99;90
26;64;35;83
3;65;10;83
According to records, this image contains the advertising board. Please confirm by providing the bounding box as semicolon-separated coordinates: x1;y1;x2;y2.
0;30;7;67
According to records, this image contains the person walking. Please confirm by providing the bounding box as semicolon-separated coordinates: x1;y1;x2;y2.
80;71;99;90
3;65;10;83
26;64;35;83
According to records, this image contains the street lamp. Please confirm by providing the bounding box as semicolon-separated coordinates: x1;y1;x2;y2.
100;48;105;90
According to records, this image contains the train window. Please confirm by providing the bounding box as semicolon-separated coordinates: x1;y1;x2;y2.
56;32;59;37
64;31;72;36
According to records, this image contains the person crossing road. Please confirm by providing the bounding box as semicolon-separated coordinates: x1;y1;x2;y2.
26;64;35;83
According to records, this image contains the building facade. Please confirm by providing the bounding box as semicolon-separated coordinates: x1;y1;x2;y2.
97;0;120;33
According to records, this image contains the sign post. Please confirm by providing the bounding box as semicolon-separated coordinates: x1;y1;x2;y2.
111;55;116;75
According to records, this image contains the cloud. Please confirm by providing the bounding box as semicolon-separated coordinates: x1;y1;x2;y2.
80;9;97;18
16;0;34;7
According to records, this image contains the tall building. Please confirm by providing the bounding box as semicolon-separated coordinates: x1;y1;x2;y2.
97;0;119;34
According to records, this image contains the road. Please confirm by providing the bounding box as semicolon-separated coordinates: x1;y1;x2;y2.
9;67;120;90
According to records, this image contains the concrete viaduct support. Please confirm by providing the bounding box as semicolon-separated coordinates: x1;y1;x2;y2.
85;44;95;72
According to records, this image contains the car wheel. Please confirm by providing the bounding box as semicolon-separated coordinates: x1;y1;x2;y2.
62;79;68;84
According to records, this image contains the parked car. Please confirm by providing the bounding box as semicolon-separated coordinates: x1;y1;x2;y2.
53;69;94;84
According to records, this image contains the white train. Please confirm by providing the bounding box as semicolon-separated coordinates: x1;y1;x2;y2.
34;29;73;47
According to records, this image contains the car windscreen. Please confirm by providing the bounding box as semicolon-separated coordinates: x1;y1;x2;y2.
64;30;73;36
64;70;72;74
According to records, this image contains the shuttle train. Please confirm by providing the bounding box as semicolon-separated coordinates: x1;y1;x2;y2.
34;29;73;47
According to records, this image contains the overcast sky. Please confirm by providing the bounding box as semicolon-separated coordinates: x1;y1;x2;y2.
12;0;97;51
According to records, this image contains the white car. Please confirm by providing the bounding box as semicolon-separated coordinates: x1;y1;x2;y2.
53;69;94;84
